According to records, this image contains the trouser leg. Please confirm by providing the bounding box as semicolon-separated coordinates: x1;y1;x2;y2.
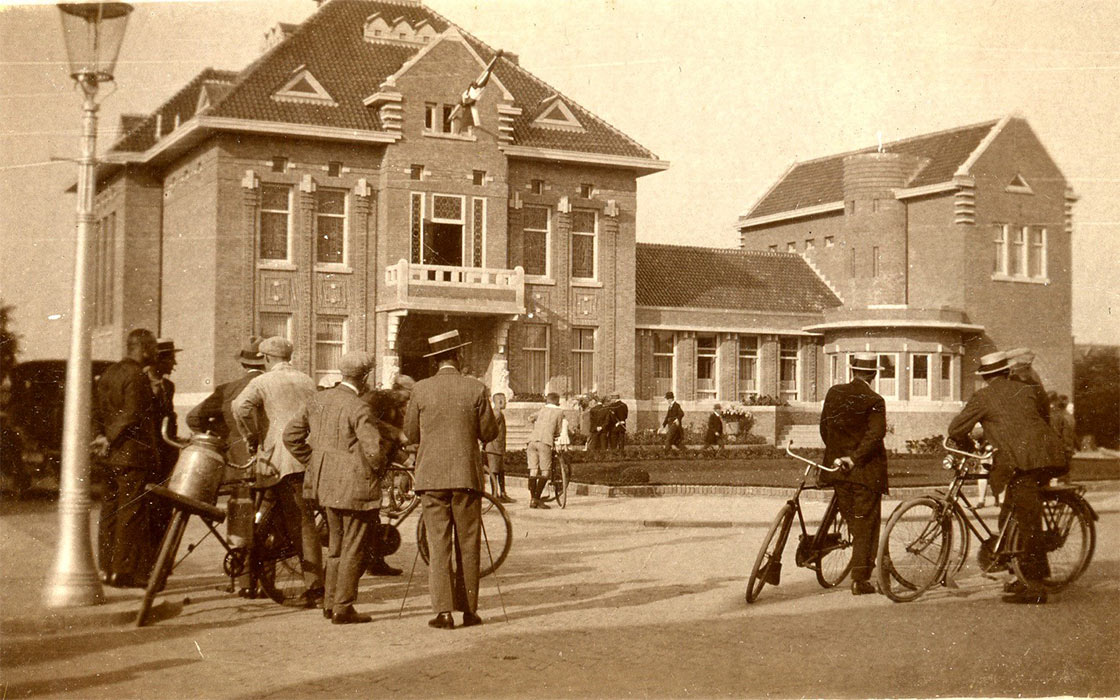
275;474;323;591
98;467;121;574
113;468;152;578
450;491;481;614
836;482;881;583
332;508;374;613
497;472;507;497
422;491;455;613
324;508;341;612
1007;472;1048;585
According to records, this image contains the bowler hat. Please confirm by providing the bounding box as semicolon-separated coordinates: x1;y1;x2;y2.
338;351;374;378
849;352;881;372
155;338;183;355
237;336;265;367
976;351;1009;376
423;329;471;358
259;336;293;360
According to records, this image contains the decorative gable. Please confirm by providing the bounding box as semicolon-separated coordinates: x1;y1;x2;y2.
363;12;430;46
272;66;337;107
1005;173;1034;194
532;96;584;132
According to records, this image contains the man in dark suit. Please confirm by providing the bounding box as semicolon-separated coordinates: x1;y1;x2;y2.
146;338;182;552
92;328;160;588
586;396;611;450
284;351;382;624
948;351;1069;604
662;392;684;452
606;394;628;449
404;330;498;629
703;404;725;450
819;352;888;595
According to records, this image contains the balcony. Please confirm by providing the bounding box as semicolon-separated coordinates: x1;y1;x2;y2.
378;259;526;316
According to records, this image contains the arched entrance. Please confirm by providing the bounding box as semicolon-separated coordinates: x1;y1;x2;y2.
394;314;499;382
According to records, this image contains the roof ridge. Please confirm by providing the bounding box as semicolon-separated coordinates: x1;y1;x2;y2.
789;117;1003;167
110;66;237;151
637;241;802;258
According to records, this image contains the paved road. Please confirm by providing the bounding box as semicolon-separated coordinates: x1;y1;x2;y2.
2;492;1118;699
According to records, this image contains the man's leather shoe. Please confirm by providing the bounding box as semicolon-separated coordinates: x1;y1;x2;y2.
498;495;516;504
1003;579;1028;594
461;612;483;628
296;587;325;609
331;606;372;624
109;573;143;589
851;580;876;596
535;500;551;510
322;607;333;621
1002;590;1047;604
428;612;455;630
367;560;402;577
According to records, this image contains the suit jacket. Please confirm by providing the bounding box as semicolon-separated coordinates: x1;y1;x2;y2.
232;361;315;484
948;375;1068;492
819;378;889;494
662;401;683;428
608;400;629;430
185;369;262;464
283;383;381;511
482;409;506;456
528;404;565;446
404;366;498;492
704;412;724;443
149;372;179;477
1010;368;1050;421
93;357;159;471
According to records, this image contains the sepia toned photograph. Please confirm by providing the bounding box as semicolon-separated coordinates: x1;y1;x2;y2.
1;0;1118;697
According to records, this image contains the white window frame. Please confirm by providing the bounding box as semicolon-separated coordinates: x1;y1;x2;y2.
424;102;437;132
778;337;800;401
737;334;759;400
313;316;348;381
571;327;597;395
427;193;467;266
939;353;956;401
1011;225;1027;277
522;204;551;281
695;333;718;400
1029;226;1047;279
570;208;598;282
522;323;551;395
314;187;349;269
910;353;933;401
259;312;293;341
993;223;1008;276
874;352;900;401
653;331;675;398
258;183;293;265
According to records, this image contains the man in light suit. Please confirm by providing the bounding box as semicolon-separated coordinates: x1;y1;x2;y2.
526;392;565;509
232;336;323;607
404;330;498;629
284;351;381;624
949;351;1069;604
819;352;889;595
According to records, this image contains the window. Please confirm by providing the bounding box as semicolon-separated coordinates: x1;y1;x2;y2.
696;334;717;400
472;170;486;186
315;189;346;264
850;247;857;277
993;224;1008;275
825;236;834;247
424;103;437;131
94;212;115;326
259;312;292;341
911;353;931;400
940;355;954;400
1029;227;1046;278
327;161;342;177
653;332;674;397
410;164;423;181
571;208;597;280
270;156;287;173
442;105;454;133
530;179;544;195
522;205;550;277
805;238;815;250
875;353;898;400
314;317;346;380
259;184;291;261
768;244;778;252
1011;226;1026;276
426;194;465;266
787;241;796;252
522;324;550;394
872;246;881;277
779;337;799;400
572;328;596;394
737;335;759;400
829;353;847;387
579;183;594;198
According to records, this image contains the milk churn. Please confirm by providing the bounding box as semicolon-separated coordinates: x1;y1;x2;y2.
166;432;227;506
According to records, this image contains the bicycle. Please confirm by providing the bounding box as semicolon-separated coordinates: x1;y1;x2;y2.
745;442;854;603
876;438;1097;603
536;444;571;509
413;482;513;577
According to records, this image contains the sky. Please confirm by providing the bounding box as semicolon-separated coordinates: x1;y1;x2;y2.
1;0;1118;360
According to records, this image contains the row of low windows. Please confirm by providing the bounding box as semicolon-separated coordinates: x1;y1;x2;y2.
828;352;958;402
650;333;800;403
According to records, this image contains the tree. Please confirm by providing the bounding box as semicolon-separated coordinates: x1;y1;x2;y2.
1073;345;1119;450
0;301;20;384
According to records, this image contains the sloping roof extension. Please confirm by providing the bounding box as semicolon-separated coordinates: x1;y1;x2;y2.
108;0;658;162
635;243;842;313
114;68;239;152
744;119;1000;220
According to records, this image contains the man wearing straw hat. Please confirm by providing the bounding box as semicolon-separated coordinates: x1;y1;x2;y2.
404;330;498;629
948;351;1068;604
819;352;889;596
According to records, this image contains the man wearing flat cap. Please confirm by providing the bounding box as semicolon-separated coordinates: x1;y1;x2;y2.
949;351;1068;604
819;352;889;595
233;336;323;607
404;330;498;629
284;351;381;624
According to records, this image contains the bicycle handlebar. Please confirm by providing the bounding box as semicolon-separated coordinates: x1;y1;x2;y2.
941;437;995;461
785;441;840;472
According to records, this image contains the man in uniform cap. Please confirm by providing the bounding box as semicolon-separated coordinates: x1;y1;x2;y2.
285;351;381;624
819;352;889;595
233;336;323;607
949;350;1068;603
404;330;497;629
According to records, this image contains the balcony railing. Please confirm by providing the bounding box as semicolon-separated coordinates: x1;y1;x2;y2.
379;259;526;316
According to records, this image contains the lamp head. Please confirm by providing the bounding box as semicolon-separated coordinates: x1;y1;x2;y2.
57;3;133;86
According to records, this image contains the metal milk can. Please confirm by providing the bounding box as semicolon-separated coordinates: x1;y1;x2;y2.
166;432;227;506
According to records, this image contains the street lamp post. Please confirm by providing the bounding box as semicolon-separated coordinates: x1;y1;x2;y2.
45;2;133;608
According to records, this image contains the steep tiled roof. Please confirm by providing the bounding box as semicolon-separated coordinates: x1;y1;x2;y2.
635;243;841;313
745;120;1000;219
109;0;658;161
114;68;239;152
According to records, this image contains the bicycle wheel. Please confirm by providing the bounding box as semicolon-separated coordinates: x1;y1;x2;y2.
254;506;305;606
946;505;971;576
556;453;570;509
415;490;512;577
877;497;952;603
814;507;853;588
135;508;187;627
381;466;419;520
746;504;793;604
1010;490;1095;592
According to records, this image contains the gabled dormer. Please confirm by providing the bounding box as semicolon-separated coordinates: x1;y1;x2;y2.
1005;173;1034;195
363;12;431;46
272;66;337;107
532;95;584;133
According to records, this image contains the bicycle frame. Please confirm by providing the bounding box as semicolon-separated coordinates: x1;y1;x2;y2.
938;439;1017;570
778;444;844;571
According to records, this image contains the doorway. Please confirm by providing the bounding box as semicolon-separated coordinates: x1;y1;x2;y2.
425;222;462;267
